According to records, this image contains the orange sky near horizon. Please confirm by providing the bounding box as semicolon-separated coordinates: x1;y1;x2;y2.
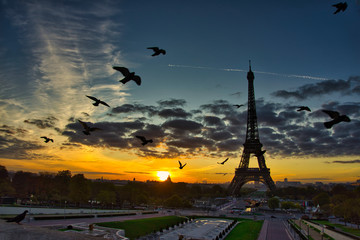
1;144;359;184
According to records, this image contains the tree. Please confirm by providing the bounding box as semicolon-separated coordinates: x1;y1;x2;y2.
268;197;279;210
312;192;330;207
12;171;37;198
54;170;71;198
0;165;9;181
69;174;90;206
0;165;15;196
97;190;116;207
164;194;191;208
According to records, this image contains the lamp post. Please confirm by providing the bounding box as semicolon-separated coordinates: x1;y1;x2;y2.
64;200;67;219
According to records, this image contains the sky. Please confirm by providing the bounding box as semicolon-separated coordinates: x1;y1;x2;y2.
0;0;360;184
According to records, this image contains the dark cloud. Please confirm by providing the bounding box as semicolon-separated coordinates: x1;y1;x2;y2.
325;159;360;164
292;178;332;181
111;104;157;116
167;137;214;149
57;97;360;160
75;171;125;175
124;171;151;175
203;116;225;127
0;125;28;135
24;116;58;129
200;100;237;115
162;119;203;133
158;108;192;119
157;98;186;108
272;77;360;100
0;134;47;160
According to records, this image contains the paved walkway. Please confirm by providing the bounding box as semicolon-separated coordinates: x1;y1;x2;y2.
258;219;292;240
303;220;356;240
293;219;323;240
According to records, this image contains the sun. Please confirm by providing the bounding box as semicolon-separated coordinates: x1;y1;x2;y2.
157;171;170;181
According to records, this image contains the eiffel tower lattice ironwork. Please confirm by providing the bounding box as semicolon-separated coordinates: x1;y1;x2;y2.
229;61;276;195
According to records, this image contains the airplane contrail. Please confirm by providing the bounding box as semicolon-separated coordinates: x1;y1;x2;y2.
168;64;328;81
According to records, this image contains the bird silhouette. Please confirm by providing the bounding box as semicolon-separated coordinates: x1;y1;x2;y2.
113;66;141;86
333;2;347;14
233;104;244;108
297;106;311;112
7;210;28;224
217;158;229;165
78;120;101;135
322;110;350;128
86;96;110;107
147;47;166;56
178;160;187;169
136;135;153;146
40;136;53;143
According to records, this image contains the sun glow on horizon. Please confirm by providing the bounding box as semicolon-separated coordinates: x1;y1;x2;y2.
157;171;170;181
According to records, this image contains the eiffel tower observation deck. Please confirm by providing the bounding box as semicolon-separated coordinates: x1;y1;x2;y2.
229;61;276;195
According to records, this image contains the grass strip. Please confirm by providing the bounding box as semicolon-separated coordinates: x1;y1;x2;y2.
224;219;263;240
96;216;187;240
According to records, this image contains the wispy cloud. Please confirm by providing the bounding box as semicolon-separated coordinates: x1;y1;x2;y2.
325;159;360;164
2;0;127;129
168;64;328;81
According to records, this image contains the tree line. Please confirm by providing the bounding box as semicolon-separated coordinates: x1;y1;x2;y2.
0;165;229;209
268;184;360;226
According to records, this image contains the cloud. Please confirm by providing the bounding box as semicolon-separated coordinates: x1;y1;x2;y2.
58;98;360;160
74;171;125;176
112;104;157;116
1;0;126;130
158;108;192;119
325;159;360;164
272;77;360;100
0;134;47;160
292;178;332;181
124;171;151;175
24;116;58;129
157;99;186;108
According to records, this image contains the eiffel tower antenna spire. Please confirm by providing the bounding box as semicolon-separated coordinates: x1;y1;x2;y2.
228;61;276;195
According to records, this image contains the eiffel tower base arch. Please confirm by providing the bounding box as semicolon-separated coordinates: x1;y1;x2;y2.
229;168;276;196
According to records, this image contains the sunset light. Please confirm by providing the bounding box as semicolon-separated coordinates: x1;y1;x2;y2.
157;171;170;181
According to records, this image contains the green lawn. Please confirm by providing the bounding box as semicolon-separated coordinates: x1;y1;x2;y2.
313;220;360;237
96;216;187;240
224;219;263;240
97;215;263;240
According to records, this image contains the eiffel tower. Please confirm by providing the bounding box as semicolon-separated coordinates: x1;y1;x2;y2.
229;61;276;195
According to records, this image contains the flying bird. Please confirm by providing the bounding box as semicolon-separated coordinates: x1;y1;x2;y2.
217;158;229;165
86;96;110;107
147;47;166;56
233;104;244;108
332;2;347;14
136;136;153;146
78;120;101;135
40;136;53;143
297;106;311;112
7;210;28;224
178;160;187;169
113;66;141;86
322;110;350;128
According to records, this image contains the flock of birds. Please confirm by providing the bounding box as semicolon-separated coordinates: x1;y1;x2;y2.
7;2;353;225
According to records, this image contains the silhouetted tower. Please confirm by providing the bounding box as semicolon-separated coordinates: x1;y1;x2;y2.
229;61;276;195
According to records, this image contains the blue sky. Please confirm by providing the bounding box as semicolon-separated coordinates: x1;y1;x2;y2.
0;0;360;183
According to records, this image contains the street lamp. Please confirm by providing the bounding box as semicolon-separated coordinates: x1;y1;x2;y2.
64;200;67;219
